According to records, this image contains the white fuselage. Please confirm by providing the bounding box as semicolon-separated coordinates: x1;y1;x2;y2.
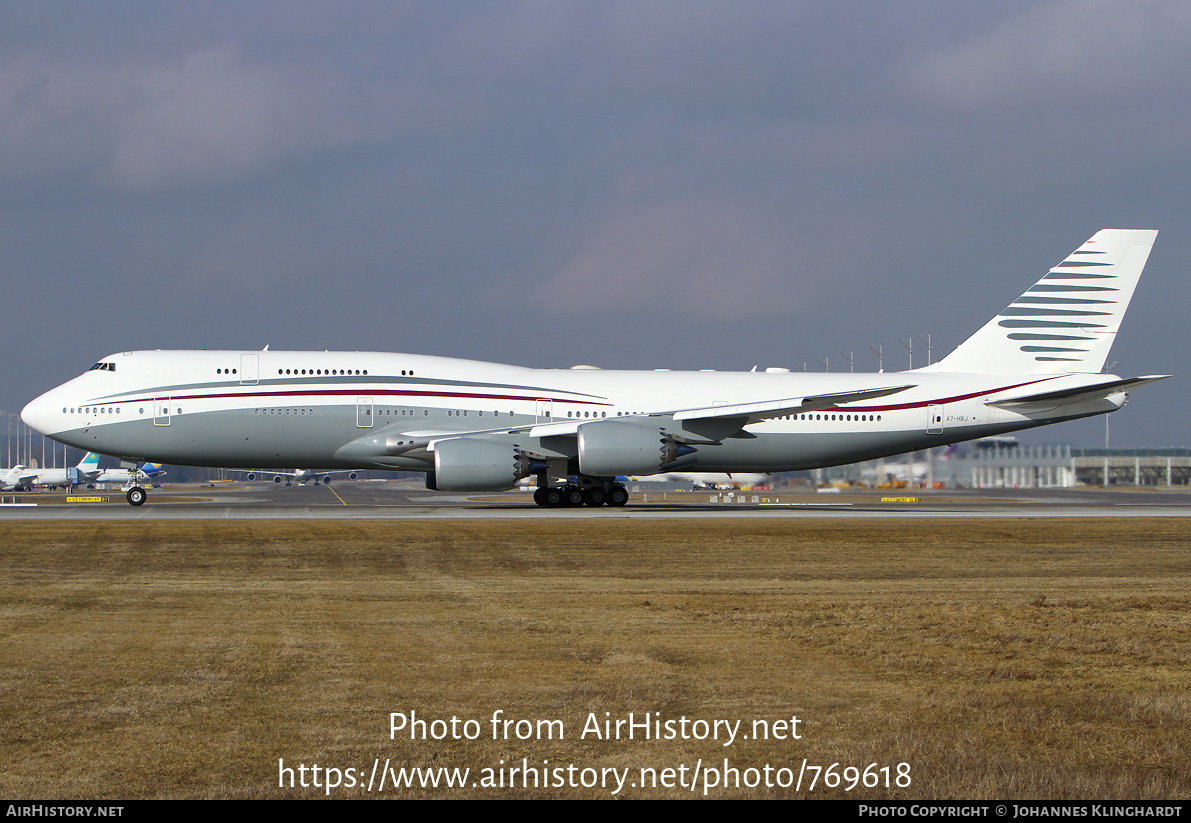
20;349;1124;480
1;462;93;489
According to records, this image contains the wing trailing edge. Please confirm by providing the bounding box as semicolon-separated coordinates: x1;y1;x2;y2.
476;385;918;442
670;385;916;424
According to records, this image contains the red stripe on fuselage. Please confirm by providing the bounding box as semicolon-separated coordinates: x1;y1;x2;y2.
832;377;1057;412
86;387;612;408
82;377;1059;415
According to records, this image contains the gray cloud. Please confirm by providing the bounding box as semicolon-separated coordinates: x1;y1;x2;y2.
533;198;807;318
912;0;1191;105
0;47;408;191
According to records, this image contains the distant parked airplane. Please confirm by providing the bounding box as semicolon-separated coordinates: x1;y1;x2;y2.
636;472;772;489
236;468;359;485
91;458;166;486
1;452;99;490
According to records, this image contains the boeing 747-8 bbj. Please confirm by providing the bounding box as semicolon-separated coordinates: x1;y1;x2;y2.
21;229;1166;506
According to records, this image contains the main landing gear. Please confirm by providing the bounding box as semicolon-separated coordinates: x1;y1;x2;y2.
126;486;147;506
533;481;629;508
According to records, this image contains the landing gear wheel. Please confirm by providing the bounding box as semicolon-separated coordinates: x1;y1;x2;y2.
607;485;629;507
583;487;606;507
563;486;585;507
543;487;564;508
126;486;147;507
533;487;548;507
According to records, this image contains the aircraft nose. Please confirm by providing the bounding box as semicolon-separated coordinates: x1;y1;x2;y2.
21;392;54;435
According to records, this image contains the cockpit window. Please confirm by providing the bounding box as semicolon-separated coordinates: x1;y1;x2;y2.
89;362;116;372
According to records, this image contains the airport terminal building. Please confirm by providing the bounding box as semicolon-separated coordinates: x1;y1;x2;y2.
818;441;1191;489
960;445;1191;488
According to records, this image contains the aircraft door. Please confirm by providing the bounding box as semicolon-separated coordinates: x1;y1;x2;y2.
927;404;944;434
240;354;259;385
154;397;171;426
535;399;553;423
356;397;373;428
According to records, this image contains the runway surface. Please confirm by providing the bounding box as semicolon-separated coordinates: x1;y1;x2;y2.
3;480;1190;519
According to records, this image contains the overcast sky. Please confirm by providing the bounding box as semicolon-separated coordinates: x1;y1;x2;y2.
2;1;1188;448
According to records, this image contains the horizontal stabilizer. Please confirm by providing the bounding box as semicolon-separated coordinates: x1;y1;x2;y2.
986;375;1169;408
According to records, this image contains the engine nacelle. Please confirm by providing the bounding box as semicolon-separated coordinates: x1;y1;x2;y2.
246;472;258;481
577;419;674;476
347;472;359;481
432;436;525;491
273;475;284;484
322;475;333;485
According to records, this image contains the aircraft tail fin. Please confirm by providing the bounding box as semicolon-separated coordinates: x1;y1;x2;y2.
77;452;100;471
928;229;1157;375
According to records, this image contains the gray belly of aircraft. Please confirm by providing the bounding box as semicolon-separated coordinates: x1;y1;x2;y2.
52;403;1043;474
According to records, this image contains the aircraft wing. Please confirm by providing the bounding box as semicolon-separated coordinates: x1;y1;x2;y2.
517;384;916;441
423;385;914;445
985;375;1169;408
670;385;916;424
362;384;920;452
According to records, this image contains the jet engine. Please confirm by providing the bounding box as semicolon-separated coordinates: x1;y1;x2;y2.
577;419;691;476
432;436;526;491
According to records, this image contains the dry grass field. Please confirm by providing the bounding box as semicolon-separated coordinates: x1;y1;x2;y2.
1;518;1188;799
